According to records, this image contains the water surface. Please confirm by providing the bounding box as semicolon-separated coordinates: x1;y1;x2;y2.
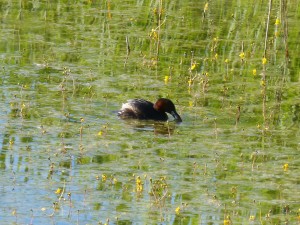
0;1;299;224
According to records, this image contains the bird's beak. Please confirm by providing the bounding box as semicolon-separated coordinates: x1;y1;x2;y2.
171;111;182;123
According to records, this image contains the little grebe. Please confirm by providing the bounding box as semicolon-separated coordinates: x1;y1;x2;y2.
118;98;182;122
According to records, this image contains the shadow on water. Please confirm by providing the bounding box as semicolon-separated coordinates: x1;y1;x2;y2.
120;119;180;135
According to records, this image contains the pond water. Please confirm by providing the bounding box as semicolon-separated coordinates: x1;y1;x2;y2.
0;0;299;224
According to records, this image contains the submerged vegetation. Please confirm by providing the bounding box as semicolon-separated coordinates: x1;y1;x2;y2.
0;0;299;224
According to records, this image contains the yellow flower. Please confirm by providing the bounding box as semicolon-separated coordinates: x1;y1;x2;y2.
214;53;218;60
239;52;245;60
252;69;257;76
225;58;229;64
249;215;255;221
275;18;280;25
9;139;14;146
102;174;107;182
55;188;62;194
164;76;169;84
98;131;103;136
204;3;208;12
136;176;143;192
150;29;158;40
224;219;231;225
283;163;288;171
224;215;231;225
175;206;181;214
190;62;197;71
262;57;267;65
